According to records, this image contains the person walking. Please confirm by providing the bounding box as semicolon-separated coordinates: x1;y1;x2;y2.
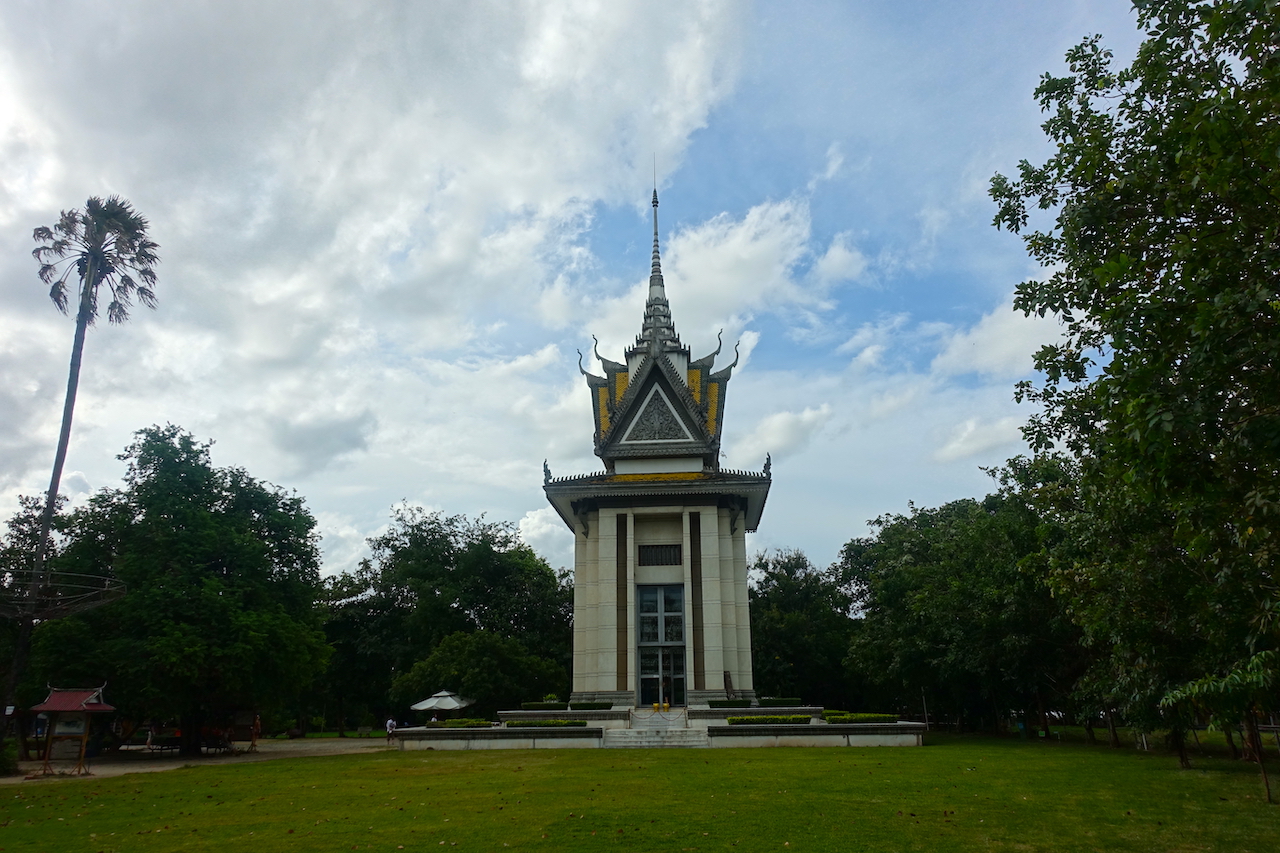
385;716;396;743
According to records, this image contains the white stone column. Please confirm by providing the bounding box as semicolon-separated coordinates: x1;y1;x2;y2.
596;508;619;694
697;504;724;692
718;508;739;689
624;510;637;698
733;525;753;691
571;512;598;693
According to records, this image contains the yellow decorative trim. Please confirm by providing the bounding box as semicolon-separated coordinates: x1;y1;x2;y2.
598;387;610;434
687;369;701;402
609;472;706;482
614;371;628;402
707;382;719;435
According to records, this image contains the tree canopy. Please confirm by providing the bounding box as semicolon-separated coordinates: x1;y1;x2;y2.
749;550;861;710
322;507;571;725
23;425;328;753
841;462;1081;730
989;0;1279;764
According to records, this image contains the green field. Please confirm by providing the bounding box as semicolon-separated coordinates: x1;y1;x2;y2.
2;734;1276;852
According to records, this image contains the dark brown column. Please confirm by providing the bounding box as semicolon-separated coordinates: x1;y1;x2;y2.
690;512;705;690
616;513;628;691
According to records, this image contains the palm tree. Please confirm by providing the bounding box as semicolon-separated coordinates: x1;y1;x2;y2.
0;197;158;759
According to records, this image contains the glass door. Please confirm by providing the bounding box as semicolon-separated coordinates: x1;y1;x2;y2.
638;585;686;706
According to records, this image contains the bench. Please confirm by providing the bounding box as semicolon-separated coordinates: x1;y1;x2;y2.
356;726;373;737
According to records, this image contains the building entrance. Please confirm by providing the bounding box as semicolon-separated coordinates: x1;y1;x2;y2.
638;585;685;706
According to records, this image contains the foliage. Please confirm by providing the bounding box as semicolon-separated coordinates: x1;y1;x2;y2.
505;719;588;728
389;631;566;719
989;0;1280;734
442;719;493;728
757;697;803;707
726;715;811;725
520;702;568;711
567;702;614;710
323;507;571;725
841;466;1081;730
32;196;159;324
823;713;898;723
749;550;861;710
22;425;328;751
2;197;160;755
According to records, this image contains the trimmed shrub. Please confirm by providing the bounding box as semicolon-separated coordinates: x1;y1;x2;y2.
521;702;569;711
823;712;898;724
758;698;803;707
0;743;17;777
727;715;811;725
708;700;752;708
444;719;494;728
568;702;613;711
506;720;588;728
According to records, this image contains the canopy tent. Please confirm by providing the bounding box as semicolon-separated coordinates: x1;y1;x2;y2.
410;690;474;711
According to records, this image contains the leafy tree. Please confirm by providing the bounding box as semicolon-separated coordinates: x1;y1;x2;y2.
389;631;566;720
323;508;571;724
1;197;159;753
841;466;1080;732
749;550;861;709
989;0;1280;767
24;425;328;755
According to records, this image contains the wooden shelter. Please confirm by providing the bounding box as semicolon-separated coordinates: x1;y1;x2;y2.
30;686;114;776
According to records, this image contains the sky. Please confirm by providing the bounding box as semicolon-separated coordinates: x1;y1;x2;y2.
0;0;1146;575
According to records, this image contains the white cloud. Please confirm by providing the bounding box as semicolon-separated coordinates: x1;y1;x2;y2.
934;416;1025;462
732;405;832;466
931;298;1060;378
812;232;868;287
519;506;574;573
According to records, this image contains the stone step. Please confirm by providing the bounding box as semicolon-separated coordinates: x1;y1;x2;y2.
628;710;689;730
603;728;709;749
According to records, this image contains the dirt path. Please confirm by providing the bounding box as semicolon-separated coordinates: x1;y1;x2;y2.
2;736;393;785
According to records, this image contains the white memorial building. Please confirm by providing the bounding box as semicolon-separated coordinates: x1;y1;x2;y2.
544;191;771;708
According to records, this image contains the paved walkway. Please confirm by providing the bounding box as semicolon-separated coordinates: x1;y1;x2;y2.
2;736;392;784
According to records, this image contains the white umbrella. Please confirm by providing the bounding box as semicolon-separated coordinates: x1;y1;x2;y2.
410;690;474;711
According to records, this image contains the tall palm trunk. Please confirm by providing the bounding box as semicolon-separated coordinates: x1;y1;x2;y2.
0;259;96;763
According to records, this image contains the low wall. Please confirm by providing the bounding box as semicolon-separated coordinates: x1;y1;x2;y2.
396;727;603;751
497;710;630;729
707;723;925;748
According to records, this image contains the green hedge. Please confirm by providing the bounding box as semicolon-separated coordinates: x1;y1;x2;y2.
506;720;588;728
823;712;898;724
708;700;752;708
758;697;803;707
521;702;569;711
444;719;494;728
568;702;614;711
727;715;811;725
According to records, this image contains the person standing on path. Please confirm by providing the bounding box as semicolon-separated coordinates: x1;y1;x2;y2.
385;717;396;743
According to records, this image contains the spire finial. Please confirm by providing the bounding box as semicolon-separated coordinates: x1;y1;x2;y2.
650;186;662;278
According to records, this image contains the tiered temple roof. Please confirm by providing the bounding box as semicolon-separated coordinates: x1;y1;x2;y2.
578;190;739;471
546;190;769;533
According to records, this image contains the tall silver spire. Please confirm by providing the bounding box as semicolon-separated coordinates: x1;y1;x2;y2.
640;189;678;348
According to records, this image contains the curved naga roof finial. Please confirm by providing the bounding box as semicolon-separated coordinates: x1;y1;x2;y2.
576;349;589;376
727;339;741;370
544;459;552;485
711;329;723;359
764;453;772;479
592;335;605;364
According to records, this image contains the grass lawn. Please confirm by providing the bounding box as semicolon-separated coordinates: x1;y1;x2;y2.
1;733;1276;852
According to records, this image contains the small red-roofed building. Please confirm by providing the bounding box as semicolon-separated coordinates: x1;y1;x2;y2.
30;686;114;775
